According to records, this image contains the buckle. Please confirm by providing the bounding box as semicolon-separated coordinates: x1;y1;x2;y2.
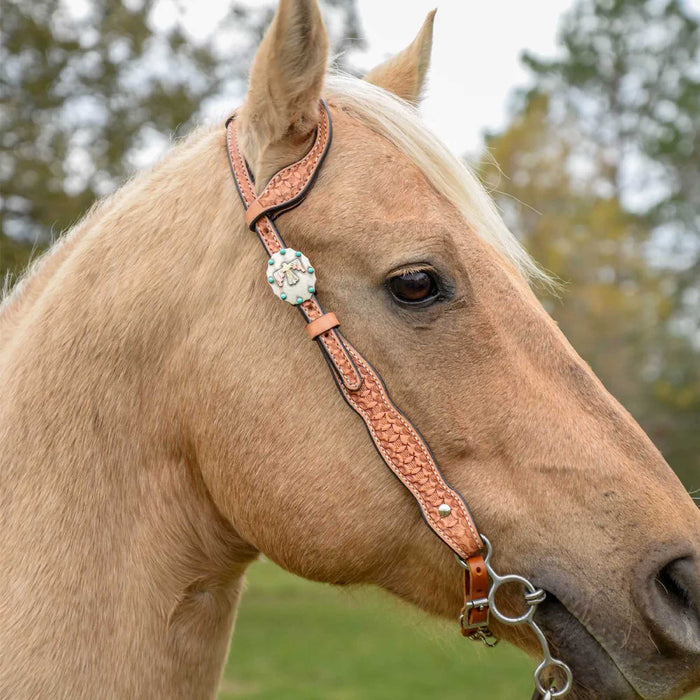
460;596;498;647
456;550;498;646
460;595;491;626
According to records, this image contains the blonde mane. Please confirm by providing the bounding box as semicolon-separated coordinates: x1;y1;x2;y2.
2;74;548;321
324;73;550;285
1;4;697;697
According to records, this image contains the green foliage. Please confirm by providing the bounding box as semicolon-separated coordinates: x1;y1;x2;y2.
522;0;700;330
481;0;700;488
2;0;216;245
0;0;363;280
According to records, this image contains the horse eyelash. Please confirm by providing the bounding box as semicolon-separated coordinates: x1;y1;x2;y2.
389;263;438;278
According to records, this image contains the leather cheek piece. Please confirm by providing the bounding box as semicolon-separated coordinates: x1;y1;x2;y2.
334;341;483;559
300;300;363;391
462;555;490;633
225;99;484;565
306;312;340;339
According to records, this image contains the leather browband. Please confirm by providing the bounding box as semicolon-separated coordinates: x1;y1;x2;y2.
226;100;489;634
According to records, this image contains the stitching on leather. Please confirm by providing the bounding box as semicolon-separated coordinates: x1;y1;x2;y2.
302;300;362;390
256;217;280;254
339;347;480;558
227;122;255;203
343;398;473;558
226;122;280;254
341;374;472;559
319;331;362;390
255;109;329;212
227;108;479;558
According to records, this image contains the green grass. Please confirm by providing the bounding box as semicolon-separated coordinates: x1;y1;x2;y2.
219;559;700;700
220;559;532;699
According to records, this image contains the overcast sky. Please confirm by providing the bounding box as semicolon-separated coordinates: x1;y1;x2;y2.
353;0;700;155
175;0;571;157
353;0;568;157
172;0;700;159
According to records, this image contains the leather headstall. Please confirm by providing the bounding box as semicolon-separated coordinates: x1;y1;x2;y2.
225;100;491;637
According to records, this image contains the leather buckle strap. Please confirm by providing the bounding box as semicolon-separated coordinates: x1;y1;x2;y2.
460;554;491;634
225;98;485;576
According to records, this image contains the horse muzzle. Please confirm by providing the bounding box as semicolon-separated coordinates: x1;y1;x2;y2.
532;544;700;700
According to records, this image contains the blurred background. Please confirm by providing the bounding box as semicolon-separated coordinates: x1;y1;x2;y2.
1;0;698;696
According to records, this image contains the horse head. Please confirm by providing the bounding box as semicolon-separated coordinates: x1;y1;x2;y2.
196;2;699;697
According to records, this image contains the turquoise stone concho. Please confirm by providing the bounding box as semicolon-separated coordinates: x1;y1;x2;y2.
266;248;316;305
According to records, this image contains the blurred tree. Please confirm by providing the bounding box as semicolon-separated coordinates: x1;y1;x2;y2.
522;0;700;331
480;0;700;488
0;0;363;283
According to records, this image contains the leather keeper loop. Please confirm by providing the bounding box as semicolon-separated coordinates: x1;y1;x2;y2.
244;199;265;230
306;312;340;339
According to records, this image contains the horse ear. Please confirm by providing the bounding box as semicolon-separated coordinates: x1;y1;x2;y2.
364;10;436;106
238;0;329;172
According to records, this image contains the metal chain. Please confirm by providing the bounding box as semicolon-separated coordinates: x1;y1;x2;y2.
457;536;573;698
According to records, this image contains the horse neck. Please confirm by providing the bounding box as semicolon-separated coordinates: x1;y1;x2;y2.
0;127;258;698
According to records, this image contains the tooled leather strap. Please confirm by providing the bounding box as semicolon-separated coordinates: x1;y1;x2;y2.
225;100;486;574
226;104;362;393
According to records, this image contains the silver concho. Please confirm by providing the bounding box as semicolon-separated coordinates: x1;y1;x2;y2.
266;248;317;305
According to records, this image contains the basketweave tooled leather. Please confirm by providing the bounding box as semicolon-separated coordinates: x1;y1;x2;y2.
243;110;331;230
225;99;485;564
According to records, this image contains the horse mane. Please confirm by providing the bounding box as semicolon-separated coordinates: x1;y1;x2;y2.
323;73;551;287
0;124;219;343
1;74;549;327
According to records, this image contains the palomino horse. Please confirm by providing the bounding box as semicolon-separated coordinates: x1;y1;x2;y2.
1;1;698;698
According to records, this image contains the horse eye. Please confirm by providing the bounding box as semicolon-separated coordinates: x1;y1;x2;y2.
388;270;440;305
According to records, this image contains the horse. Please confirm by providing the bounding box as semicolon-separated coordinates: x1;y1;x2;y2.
0;1;698;698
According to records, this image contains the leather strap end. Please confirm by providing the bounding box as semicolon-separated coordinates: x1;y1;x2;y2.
306;312;340;339
461;554;490;634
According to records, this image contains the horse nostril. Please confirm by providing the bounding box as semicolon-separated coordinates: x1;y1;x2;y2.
641;555;700;654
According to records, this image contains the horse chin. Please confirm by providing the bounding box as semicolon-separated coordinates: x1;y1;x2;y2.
532;593;641;700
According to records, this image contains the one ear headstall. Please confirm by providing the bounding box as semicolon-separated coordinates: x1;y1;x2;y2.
225;100;490;636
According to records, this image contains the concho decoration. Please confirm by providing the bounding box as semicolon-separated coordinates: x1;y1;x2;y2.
266;248;316;305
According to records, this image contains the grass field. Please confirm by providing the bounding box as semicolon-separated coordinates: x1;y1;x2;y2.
219;559;700;699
